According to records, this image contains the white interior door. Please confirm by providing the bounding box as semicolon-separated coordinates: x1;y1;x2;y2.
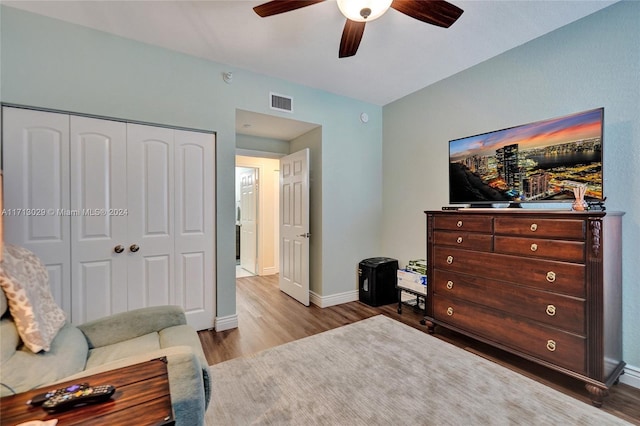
279;148;310;306
174;129;215;330
3;108;216;329
239;168;257;274
126;124;175;312
70;116;128;323
2;107;71;314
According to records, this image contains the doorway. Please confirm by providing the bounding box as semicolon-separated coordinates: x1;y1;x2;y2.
235;156;281;278
234;109;320;288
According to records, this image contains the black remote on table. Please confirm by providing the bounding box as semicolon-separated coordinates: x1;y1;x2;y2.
41;384;116;412
27;383;90;406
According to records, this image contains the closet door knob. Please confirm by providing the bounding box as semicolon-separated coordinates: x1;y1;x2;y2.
114;245;125;254
130;244;140;253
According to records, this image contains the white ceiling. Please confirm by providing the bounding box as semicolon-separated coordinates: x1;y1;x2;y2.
236;109;320;140
5;0;617;107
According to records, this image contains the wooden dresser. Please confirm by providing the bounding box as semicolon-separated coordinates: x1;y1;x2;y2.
424;210;625;406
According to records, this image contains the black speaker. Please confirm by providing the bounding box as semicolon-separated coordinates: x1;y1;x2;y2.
358;257;398;307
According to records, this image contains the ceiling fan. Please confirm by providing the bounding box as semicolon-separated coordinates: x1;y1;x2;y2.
253;0;464;58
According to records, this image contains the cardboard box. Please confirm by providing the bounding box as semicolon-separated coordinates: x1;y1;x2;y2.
397;269;427;295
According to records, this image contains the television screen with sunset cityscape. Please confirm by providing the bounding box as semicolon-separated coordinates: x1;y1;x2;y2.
448;108;604;206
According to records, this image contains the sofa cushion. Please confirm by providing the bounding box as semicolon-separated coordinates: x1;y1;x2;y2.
0;285;7;316
85;332;161;370
0;317;21;365
0;245;66;353
78;305;186;349
0;322;88;397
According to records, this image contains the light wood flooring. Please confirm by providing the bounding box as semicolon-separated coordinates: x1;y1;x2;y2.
198;274;640;424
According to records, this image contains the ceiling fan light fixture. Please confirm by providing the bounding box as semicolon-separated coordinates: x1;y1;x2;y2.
337;0;393;22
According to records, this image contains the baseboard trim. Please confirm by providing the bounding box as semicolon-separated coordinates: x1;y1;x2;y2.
262;266;278;275
621;364;640;389
310;290;358;308
215;314;238;331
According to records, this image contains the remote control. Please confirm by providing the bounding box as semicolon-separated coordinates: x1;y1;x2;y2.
27;383;90;406
41;384;116;412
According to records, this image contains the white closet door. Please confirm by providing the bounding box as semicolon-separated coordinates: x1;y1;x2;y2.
69;116;128;323
2;107;71;314
3;108;216;329
174;130;216;330
126;124;175;310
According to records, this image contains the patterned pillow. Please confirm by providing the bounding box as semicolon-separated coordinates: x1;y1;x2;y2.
0;245;66;353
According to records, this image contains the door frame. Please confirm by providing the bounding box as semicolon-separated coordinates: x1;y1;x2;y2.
235;156;281;277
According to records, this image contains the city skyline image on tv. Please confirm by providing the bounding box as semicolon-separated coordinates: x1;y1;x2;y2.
449;108;603;204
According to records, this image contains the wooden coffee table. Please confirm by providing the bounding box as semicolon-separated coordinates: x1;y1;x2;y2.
0;357;174;425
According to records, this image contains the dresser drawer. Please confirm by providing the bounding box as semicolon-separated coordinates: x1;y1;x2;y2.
494;217;585;239
433;215;493;233
432;247;585;297
494;236;585;263
432;296;586;374
432;270;585;334
433;230;493;251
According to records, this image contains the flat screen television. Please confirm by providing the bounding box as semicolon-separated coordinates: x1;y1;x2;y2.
448;108;604;207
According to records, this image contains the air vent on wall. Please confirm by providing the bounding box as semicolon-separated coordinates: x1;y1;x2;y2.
270;92;293;113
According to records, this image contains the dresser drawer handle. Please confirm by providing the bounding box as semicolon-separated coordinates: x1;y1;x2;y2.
546;304;556;316
456;220;463;228
446;280;454;290
446;307;454;316
446;256;454;265
546;271;556;283
530;243;538;252
456;236;463;244
530;223;538;232
546;340;557;352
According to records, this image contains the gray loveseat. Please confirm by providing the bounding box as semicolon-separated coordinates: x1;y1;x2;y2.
0;245;211;426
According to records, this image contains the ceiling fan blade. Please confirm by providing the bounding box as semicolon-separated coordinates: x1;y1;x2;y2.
339;19;366;58
253;0;325;18
391;0;463;28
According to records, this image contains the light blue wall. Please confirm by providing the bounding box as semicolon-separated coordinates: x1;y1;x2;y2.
383;1;640;376
236;134;290;155
0;6;383;319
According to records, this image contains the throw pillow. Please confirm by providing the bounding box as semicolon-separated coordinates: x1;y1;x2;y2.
0;245;66;353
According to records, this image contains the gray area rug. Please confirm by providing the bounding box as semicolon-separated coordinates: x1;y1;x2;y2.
206;315;630;425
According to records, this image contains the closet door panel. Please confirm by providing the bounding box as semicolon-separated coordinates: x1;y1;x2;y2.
143;255;172;306
126;124;175;310
70;116;128;323
74;260;114;323
174;130;215;330
2;107;71;314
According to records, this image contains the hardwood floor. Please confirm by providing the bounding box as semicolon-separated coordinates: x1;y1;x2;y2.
198;274;640;424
